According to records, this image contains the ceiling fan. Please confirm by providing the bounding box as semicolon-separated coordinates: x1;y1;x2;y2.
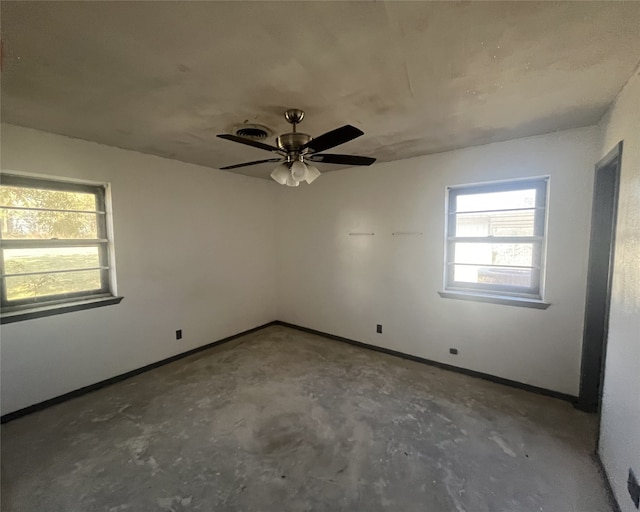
217;109;376;186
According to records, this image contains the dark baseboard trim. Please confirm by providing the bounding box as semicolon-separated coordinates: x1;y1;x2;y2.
573;401;599;413
275;321;578;404
1;321;277;424
594;451;622;512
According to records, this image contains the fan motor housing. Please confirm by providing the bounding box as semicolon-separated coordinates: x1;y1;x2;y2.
277;132;312;153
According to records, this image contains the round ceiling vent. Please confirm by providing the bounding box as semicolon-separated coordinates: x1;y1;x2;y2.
233;124;272;140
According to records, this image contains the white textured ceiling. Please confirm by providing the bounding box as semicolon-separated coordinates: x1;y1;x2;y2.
2;1;639;179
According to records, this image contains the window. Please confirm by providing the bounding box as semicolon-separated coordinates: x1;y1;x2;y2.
442;177;548;306
1;174;121;322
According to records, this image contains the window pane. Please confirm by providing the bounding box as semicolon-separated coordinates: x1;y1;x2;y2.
456;189;536;213
4;247;101;275
455;210;535;237
0;209;99;239
0;186;97;211
453;265;533;288
5;269;102;301
454;243;533;267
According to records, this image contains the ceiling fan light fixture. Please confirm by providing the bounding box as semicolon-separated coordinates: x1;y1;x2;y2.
270;162;290;185
304;163;321;184
290;160;307;182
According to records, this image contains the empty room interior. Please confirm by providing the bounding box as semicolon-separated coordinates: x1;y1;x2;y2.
1;1;640;511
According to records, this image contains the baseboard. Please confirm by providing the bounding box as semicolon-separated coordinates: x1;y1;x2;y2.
275;321;578;404
594;451;622;512
0;321;278;424
573;401;599;413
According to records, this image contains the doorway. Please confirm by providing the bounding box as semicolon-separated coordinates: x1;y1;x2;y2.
576;141;622;413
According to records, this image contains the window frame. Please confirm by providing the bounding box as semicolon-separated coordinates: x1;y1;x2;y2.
1;173;120;320
443;177;549;302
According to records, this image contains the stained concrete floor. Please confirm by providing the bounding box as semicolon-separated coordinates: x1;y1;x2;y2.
2;325;611;512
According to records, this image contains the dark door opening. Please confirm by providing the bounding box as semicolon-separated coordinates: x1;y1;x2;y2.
576;141;622;413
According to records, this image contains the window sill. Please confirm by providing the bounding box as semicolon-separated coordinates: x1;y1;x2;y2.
1;295;124;324
437;290;550;309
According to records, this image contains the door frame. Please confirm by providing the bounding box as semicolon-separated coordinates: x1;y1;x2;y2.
575;141;622;413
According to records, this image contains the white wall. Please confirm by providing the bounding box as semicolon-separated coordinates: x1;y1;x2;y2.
597;69;640;512
276;126;599;396
0;124;278;415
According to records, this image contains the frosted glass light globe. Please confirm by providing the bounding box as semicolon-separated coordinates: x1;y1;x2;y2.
270;163;290;185
304;163;321;184
290;160;307;182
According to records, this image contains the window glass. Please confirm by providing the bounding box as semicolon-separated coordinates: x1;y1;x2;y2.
6;270;102;302
4;247;101;274
452;265;533;288
455;189;536;212
1;210;99;239
0;185;97;211
454;210;535;237
453;243;534;267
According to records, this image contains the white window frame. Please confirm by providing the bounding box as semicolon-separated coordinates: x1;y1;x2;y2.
1;173;121;322
442;177;549;305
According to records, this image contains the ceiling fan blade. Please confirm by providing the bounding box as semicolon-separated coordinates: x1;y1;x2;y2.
303;125;364;154
220;158;283;170
308;154;376;166
217;134;281;153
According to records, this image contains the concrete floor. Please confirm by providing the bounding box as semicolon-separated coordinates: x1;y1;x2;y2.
2;325;611;511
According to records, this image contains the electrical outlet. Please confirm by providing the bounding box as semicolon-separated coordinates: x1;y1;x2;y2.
629;468;640;509
376;324;382;334
449;348;458;355
176;329;182;340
